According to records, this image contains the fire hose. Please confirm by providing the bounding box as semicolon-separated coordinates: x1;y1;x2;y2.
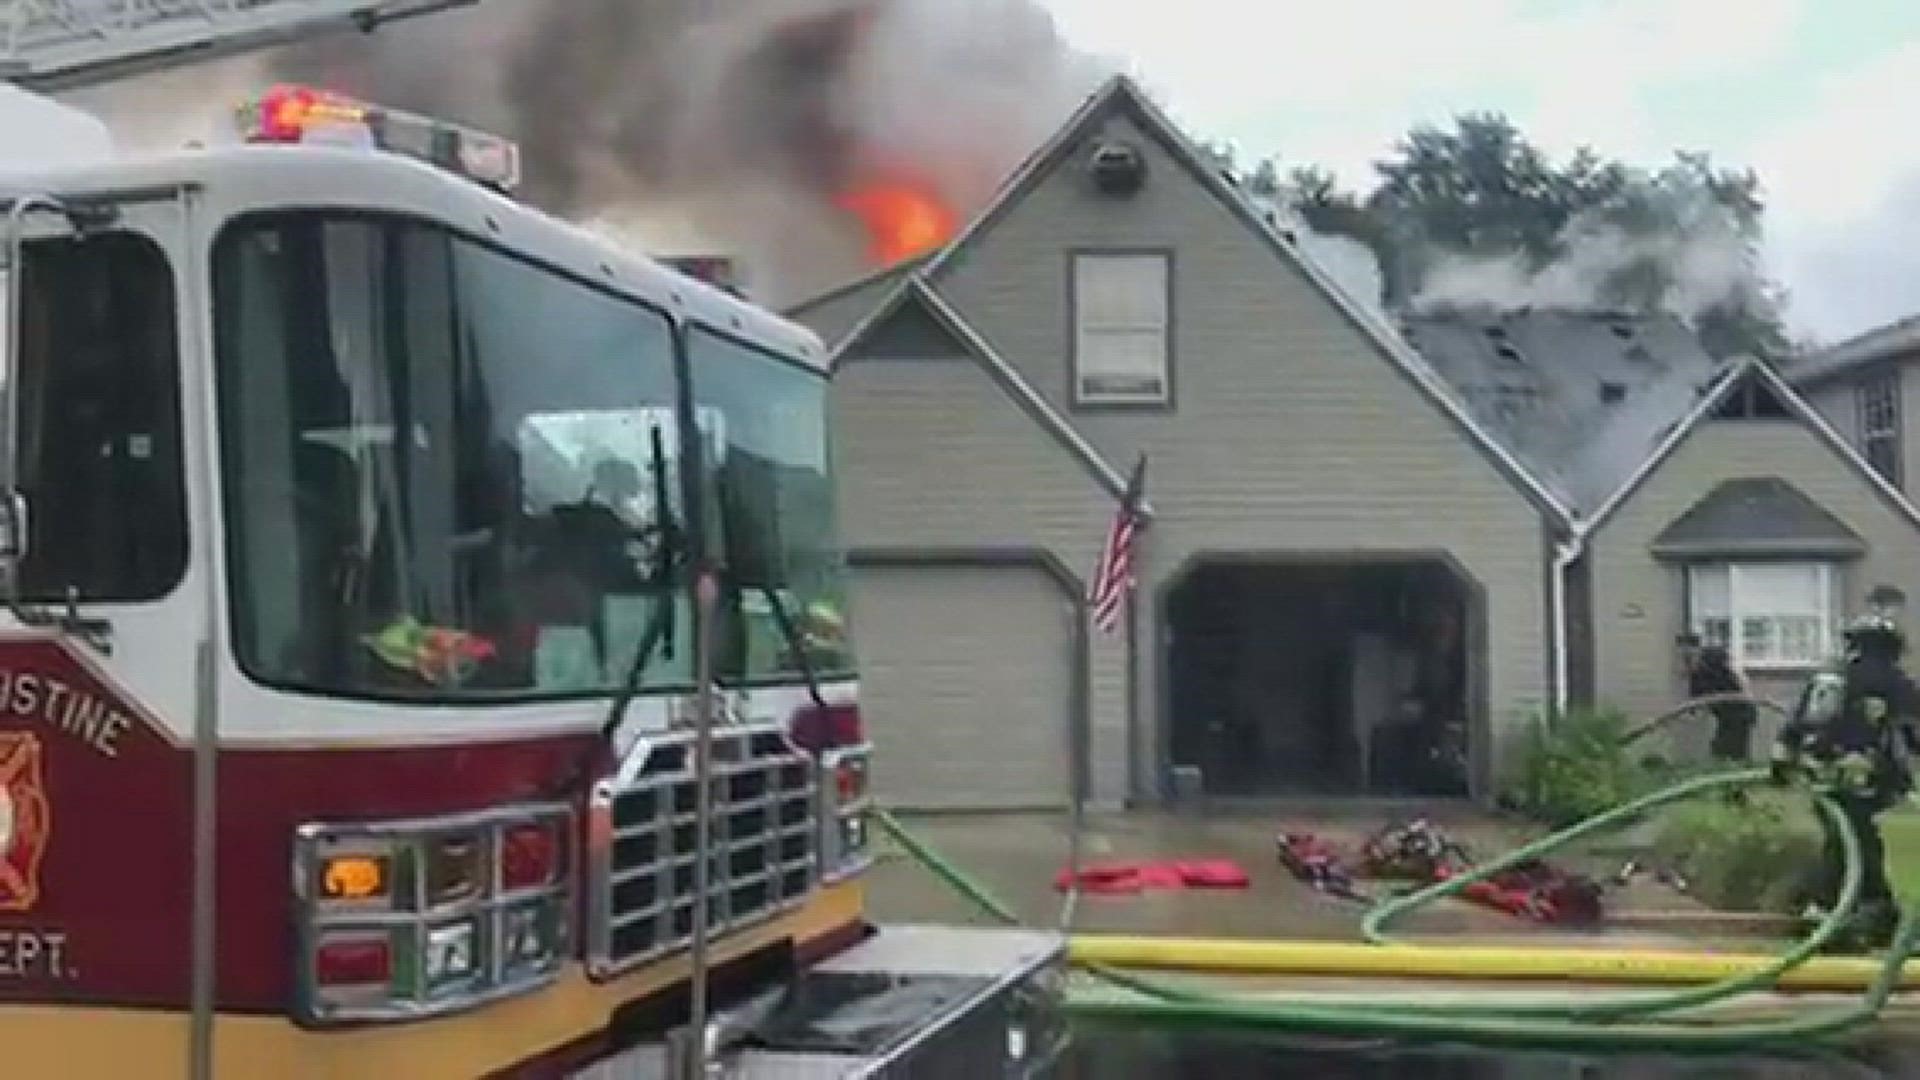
874;767;1920;1055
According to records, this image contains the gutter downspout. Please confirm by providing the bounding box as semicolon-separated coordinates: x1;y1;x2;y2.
1550;530;1586;716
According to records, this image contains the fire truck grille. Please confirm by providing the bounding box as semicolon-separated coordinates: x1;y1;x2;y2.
586;722;819;977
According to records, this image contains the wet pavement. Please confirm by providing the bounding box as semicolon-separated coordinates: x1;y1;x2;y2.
865;805;1716;945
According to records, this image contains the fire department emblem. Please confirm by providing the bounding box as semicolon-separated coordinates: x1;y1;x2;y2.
0;733;50;912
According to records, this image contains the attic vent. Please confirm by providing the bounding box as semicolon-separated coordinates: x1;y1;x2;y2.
1599;381;1628;405
1088;141;1147;197
1494;343;1525;364
1484;325;1509;341
1609;323;1634;340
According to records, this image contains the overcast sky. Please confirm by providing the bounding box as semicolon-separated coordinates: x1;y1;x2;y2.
3;0;1917;347
1042;0;1920;347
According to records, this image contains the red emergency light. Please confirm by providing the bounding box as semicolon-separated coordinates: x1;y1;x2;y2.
235;83;522;194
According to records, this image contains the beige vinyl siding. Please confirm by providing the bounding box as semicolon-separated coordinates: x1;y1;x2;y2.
928;109;1552;795
1588;416;1920;757
829;357;1132;804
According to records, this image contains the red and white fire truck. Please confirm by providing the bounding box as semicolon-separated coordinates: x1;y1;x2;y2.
0;84;1064;1078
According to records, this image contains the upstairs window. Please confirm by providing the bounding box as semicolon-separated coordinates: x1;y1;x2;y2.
1687;562;1835;670
1072;252;1169;406
1858;373;1901;488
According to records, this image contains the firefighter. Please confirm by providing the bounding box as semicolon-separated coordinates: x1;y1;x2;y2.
1688;644;1757;762
1770;614;1920;950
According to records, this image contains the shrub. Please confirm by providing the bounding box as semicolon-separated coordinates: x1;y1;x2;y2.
1500;702;1824;914
1651;793;1823;914
1502;704;1649;829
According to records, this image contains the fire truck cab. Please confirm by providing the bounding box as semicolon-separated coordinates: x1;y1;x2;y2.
0;87;1064;1078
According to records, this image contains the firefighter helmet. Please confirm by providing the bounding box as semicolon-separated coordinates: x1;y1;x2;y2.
1844;613;1906;657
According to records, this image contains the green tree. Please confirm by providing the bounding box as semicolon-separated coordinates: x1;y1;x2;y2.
1213;115;1793;360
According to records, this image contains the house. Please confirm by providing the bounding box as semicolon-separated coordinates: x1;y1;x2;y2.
787;74;1920;810
1789;316;1920;495
1407;310;1920;756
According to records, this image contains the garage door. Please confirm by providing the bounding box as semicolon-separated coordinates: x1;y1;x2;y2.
848;563;1073;810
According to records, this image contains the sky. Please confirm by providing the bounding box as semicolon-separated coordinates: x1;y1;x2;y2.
3;0;1918;347
1040;0;1920;347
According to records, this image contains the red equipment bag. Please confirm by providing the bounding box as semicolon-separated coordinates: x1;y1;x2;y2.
1275;832;1366;901
1053;858;1249;894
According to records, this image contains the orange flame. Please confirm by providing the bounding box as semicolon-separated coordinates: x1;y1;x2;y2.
837;177;958;265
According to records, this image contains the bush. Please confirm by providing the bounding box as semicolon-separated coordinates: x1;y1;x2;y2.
1651;793;1823;914
1500;702;1824;914
1502;704;1650;829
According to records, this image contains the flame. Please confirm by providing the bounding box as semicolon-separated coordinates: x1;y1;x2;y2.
837;177;958;265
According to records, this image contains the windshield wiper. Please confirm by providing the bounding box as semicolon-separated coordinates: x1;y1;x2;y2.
599;422;684;741
559;422;684;794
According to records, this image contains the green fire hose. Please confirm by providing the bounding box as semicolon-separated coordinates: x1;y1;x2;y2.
1348;768;1864;1022
875;766;1920;1055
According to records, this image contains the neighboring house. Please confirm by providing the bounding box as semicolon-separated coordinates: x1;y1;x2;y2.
1409;311;1920;758
1789;316;1920;495
787;73;1920;810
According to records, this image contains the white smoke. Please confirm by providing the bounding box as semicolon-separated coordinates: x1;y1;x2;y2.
1410;175;1764;324
1413;171;1766;322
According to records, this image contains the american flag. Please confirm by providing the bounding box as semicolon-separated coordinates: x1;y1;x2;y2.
1089;456;1147;635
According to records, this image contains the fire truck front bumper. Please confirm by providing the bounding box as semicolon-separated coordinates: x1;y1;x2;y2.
569;924;1069;1079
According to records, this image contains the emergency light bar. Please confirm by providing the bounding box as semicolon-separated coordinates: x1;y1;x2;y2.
235;84;522;195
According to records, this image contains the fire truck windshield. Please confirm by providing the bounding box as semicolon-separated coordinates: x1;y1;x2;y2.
685;326;854;686
212;211;702;703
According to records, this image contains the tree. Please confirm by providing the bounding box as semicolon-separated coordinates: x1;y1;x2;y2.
1212;115;1793;360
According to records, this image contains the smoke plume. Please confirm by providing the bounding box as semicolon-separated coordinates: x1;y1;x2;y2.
1409;175;1768;327
78;0;1107;306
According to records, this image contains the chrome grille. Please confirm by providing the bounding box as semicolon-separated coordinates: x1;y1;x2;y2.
585;722;818;979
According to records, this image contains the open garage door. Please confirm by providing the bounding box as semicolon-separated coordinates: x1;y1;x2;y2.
1168;558;1476;799
848;562;1074;811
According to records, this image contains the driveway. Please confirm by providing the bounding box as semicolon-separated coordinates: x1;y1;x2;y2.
863;803;1723;946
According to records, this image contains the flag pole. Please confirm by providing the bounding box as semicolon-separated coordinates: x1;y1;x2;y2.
1062;454;1145;932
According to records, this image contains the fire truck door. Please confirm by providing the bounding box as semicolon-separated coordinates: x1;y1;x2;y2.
0;189;215;1079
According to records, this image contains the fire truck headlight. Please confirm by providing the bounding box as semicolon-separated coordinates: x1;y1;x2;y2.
425;919;479;987
294;803;572;1026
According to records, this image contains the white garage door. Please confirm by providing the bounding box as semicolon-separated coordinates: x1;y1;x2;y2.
849;563;1074;810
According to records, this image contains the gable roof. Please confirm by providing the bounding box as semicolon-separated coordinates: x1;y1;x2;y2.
786;252;933;321
1788;312;1920;388
805;73;1573;529
836;273;1155;517
1650;477;1867;559
1582;357;1920;538
842;288;969;360
1401;308;1726;517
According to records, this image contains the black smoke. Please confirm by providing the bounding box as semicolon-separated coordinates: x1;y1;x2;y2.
243;0;1105;302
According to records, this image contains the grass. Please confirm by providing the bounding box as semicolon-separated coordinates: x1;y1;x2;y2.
1883;807;1920;904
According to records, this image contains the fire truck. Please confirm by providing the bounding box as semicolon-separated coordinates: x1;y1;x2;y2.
0;37;1066;1080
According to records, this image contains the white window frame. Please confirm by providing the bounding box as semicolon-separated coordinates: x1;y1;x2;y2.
1858;373;1901;487
1686;562;1838;671
1071;252;1170;406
